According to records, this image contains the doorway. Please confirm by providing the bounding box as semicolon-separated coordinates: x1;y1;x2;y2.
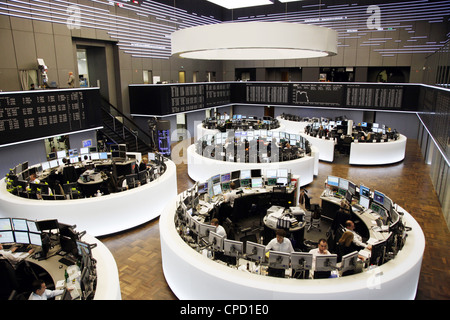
76;45;109;99
178;71;186;83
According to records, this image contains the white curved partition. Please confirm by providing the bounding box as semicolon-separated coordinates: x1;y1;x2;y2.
187;144;315;187
83;233;121;300
300;133;336;162
277;117;308;135
349;135;407;165
0;160;177;237
160;197;425;300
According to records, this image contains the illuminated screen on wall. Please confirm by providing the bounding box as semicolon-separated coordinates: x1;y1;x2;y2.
0;88;102;147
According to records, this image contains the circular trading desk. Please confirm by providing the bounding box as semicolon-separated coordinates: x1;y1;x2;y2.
0;160;177;237
187;144;317;187
160;187;425;300
277;117;406;165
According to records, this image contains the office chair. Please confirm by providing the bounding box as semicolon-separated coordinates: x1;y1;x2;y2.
0;259;20;300
301;190;321;232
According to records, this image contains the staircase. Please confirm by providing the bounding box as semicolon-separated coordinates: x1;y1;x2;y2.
99;98;155;155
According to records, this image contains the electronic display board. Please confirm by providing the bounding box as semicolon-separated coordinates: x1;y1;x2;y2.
0;88;102;147
292;83;344;107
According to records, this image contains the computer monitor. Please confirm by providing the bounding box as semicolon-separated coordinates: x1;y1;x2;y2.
80;147;89;155
315;254;337;272
223;239;243;257
341;251;359;274
265;169;277;178
209;231;224;251
251;177;263;188
211;174;220;185
14;231;30;244
327;176;339;187
373;190;385;206
213;184;222;196
198;222;215;239
0;231;14;243
251;169;261;178
231;171;240;180
370;238;387;266
245;241;265;261
29;232;42;246
360;185;370;198
383;196;393;213
26;221;40;233
290;252;313;270
189;216;200;235
75;240;92;258
359;195;370;209
12;218;28;231
41;161;50;171
240;170;251;179
0;218;12;231
221;173;231;183
338;178;349;190
268;251;290;269
276;177;288;186
57;150;66;159
348;181;356;195
277;168;288;178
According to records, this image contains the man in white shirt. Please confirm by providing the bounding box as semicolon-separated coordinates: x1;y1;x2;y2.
309;238;333;279
265;229;294;278
29;279;64;300
210;218;227;238
345;220;372;250
223;182;239;207
0;244;34;269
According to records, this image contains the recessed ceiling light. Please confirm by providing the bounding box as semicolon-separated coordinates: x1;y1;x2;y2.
205;0;274;10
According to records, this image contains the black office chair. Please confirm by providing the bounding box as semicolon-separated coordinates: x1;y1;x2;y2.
300;190;321;232
0;259;20;300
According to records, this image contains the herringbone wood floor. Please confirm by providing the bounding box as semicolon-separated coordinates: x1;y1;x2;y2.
98;139;450;300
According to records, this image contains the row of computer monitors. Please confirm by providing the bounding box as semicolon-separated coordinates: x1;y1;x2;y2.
326;175;398;223
201;131;307;146
200;168;291;197
14;151;160;180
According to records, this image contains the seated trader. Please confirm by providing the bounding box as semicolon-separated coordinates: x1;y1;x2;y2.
223;182;239;207
29;279;65;300
332;199;352;232
265;229;294;278
309;238;332;278
345;220;372;250
28;173;40;184
210;218;227;238
0;244;34;269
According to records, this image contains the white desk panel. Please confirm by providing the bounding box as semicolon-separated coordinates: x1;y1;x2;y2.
160;197;424;300
349;135;407;165
187;144;315;187
195;123;286;141
0;160;177;237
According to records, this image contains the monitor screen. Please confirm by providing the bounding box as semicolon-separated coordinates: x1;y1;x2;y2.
327;176;339;187
240;170;251;179
251;169;261;178
359;195;370;209
211;174;220;185
57;150;66;159
315;254;337;272
221;173;231;183
80;147;89;155
12;218;28;231
291;252;313;270
0;218;12;231
373;190;385;206
245;241;265;261
14;231;30;244
223;239;243;257
361;122;368;127
251;178;263;188
231;171;240;180
265;169;277;178
268;251;290;269
277;177;288;186
198;223;215;239
148;152;156;161
360;185;370;198
338;178;349;190
41;161;50;171
29;232;42;246
99;152;108;160
209;231;224;251
348;182;356;195
341;251;359;274
26;221;40;233
90;153;100;160
277;168;288;178
49;159;59;168
213;184;222;196
0;231;14;243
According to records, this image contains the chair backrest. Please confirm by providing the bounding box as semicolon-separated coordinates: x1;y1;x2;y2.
0;259;20;292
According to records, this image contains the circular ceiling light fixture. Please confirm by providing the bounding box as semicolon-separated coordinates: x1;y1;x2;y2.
171;22;338;60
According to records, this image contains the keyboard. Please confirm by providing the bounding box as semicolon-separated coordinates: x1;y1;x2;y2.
58;257;76;266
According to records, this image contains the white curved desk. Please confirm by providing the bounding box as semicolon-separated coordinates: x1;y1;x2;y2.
160;195;425;300
349;135;407;165
187;144;316;187
277;117;308;135
0;160;177;237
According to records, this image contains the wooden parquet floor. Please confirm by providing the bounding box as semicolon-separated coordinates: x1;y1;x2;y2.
98;138;450;300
